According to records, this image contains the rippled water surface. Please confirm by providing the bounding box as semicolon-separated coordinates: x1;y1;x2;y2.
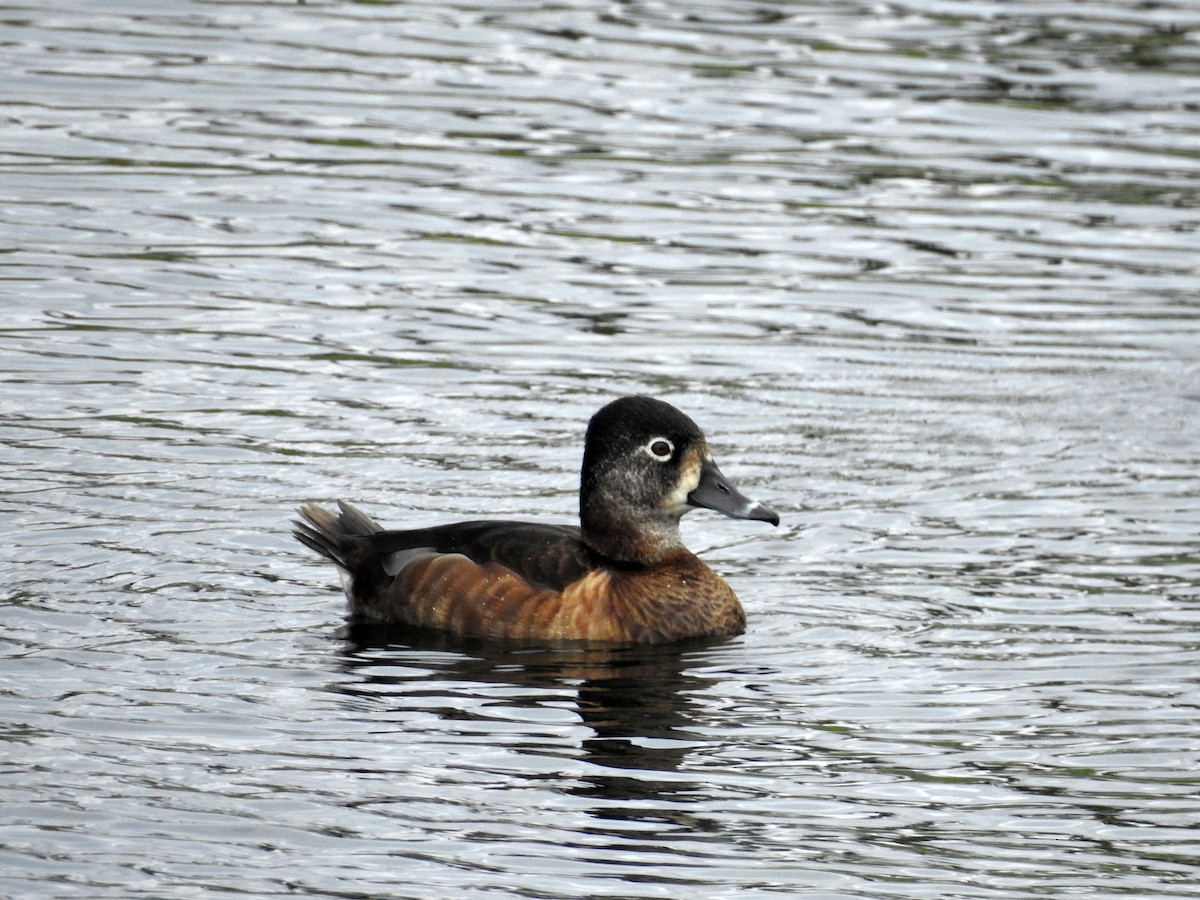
3;1;1199;897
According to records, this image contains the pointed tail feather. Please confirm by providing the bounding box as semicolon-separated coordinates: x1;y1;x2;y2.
292;501;382;571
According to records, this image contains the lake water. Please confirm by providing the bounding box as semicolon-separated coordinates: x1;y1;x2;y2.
2;1;1199;897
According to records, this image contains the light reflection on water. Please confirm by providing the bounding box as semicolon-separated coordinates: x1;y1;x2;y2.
2;1;1199;897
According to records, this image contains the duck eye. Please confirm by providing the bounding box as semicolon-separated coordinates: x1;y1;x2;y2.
645;438;674;461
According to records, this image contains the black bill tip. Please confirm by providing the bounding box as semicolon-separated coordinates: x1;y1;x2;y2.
687;458;779;527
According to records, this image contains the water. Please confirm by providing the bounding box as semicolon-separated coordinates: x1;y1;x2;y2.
2;1;1199;896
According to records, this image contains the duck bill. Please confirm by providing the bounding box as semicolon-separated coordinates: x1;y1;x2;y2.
687;458;780;526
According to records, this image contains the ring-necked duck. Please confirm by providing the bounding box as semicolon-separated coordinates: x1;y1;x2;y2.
294;395;778;644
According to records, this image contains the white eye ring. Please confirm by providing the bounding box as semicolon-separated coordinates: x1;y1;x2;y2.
643;437;674;461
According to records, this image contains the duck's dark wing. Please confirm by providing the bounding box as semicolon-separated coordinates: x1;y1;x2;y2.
365;519;596;593
294;501;619;639
294;501;740;643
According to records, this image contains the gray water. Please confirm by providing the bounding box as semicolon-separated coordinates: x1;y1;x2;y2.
2;1;1199;897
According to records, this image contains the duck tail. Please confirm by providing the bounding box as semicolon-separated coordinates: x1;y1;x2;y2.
292;500;382;573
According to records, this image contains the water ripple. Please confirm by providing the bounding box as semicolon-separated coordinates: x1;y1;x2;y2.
3;0;1199;897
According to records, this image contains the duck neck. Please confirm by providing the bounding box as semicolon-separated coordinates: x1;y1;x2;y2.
580;496;685;565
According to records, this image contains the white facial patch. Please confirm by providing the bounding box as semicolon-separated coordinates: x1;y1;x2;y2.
662;448;704;514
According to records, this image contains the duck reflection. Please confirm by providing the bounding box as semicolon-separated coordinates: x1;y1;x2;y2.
336;623;733;807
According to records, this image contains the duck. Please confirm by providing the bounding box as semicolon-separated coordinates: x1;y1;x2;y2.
293;395;779;644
